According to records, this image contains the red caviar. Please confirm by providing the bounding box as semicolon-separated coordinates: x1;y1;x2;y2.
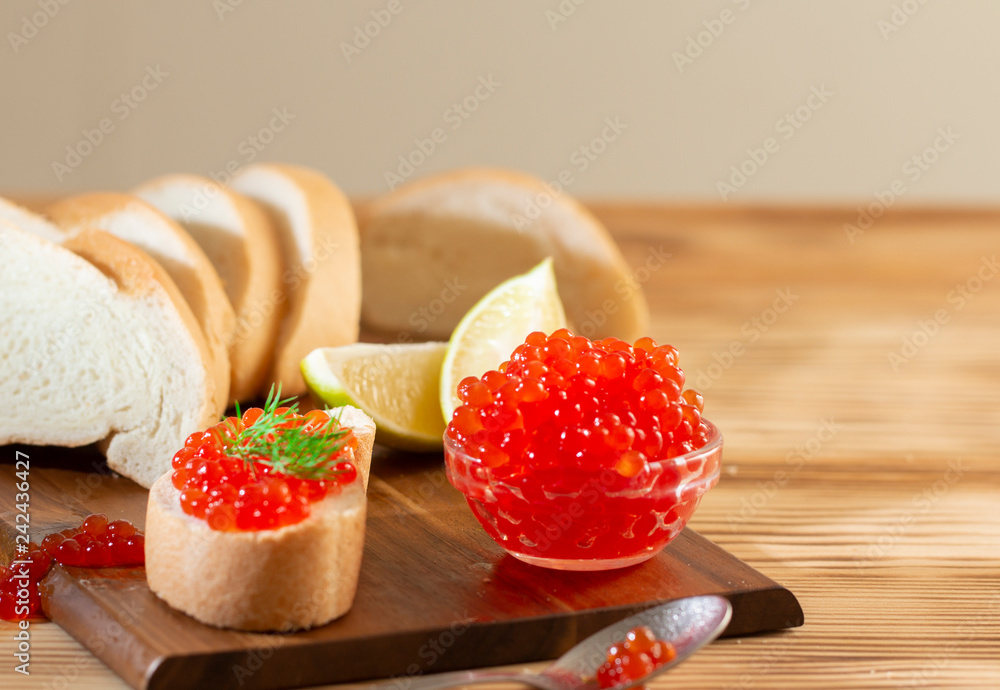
596;625;676;689
171;406;358;531
0;514;143;621
444;330;721;568
447;330;711;470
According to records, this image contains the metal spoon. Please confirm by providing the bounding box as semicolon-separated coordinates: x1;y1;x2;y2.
391;595;732;690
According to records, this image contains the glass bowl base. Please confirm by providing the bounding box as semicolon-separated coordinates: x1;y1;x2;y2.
509;550;659;571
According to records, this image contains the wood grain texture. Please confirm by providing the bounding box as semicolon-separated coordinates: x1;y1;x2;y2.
3;202;1000;688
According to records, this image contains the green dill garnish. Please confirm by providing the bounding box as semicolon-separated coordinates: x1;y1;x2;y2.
227;385;353;480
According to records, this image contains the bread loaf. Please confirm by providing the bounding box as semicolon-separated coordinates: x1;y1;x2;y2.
134;175;284;402
47;193;234;415
232;164;361;395
360;168;649;341
0;222;218;489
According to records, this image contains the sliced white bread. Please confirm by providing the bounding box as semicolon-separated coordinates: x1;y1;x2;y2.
0;222;219;489
133;175;284;402
0;196;64;243
360;168;650;341
231;164;361;396
47;193;234;415
144;405;374;632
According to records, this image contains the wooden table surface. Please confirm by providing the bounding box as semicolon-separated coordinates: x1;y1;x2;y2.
3;203;999;689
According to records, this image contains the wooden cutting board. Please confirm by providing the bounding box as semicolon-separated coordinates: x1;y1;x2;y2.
0;441;802;690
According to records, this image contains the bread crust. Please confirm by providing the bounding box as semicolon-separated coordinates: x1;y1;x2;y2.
47;193;234;417
232;164;361;396
0;196;65;243
62;230;218;431
134;175;285;402
361;167;650;341
328;405;376;491
145;474;366;632
144;406;374;631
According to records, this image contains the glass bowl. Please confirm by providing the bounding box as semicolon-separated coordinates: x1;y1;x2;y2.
444;420;722;571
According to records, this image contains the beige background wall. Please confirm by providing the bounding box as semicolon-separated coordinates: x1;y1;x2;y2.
1;0;998;202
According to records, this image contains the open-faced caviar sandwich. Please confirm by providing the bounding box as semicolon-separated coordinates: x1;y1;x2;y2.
145;390;375;632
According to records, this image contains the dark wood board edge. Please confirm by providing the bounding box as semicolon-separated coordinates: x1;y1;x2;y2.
39;566;159;690
149;589;803;690
38;552;802;690
723;586;804;637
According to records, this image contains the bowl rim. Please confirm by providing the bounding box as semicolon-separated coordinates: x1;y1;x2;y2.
443;417;723;472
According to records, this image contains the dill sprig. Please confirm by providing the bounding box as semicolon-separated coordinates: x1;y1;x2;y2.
227;385;354;480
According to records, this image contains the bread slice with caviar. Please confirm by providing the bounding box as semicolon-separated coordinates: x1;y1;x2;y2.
359;168;650;341
231;164;361;396
47;193;234;417
144;405;375;632
0;222;219;489
134;175;284;402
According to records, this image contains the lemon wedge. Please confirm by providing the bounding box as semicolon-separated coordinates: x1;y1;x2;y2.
439;258;567;421
301;342;447;452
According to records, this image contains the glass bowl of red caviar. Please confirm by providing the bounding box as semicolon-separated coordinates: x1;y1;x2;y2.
444;330;723;571
445;422;721;570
